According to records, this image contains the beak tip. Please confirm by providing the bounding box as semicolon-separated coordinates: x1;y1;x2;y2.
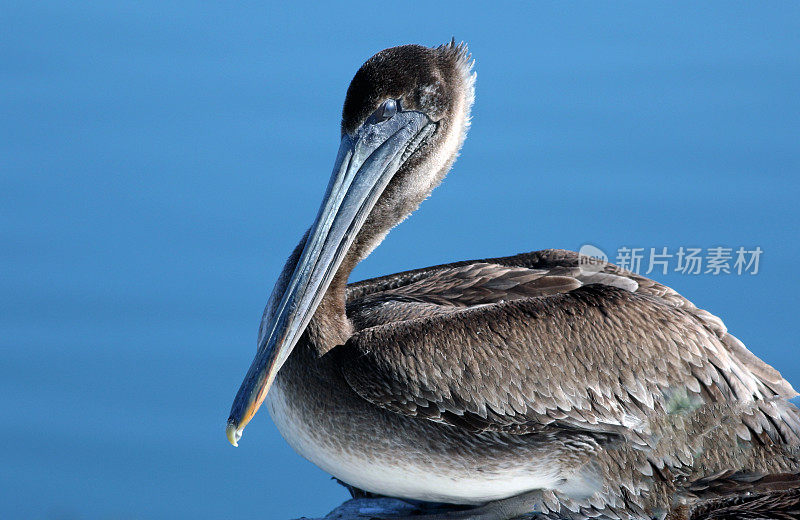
226;422;243;447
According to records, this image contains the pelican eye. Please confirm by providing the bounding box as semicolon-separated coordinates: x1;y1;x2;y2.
374;99;398;122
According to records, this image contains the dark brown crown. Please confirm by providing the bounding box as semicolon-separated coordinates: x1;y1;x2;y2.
341;41;474;136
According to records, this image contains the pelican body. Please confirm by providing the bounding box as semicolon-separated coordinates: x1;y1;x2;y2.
227;42;800;520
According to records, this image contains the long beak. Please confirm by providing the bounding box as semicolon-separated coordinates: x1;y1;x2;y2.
226;110;432;446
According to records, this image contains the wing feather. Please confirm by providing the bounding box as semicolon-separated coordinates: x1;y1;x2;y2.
341;249;797;445
341;286;754;441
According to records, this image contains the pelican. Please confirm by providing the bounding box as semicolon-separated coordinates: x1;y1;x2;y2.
227;42;800;520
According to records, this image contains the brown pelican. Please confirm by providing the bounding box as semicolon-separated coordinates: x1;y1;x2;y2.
227;42;800;520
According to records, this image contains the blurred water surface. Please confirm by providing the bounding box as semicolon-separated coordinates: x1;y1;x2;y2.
2;2;799;519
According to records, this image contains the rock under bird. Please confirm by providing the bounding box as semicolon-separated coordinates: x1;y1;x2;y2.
226;42;800;520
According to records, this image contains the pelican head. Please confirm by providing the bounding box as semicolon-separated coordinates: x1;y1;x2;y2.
226;41;475;446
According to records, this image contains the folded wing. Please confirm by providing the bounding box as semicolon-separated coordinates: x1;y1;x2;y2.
339;249;796;444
